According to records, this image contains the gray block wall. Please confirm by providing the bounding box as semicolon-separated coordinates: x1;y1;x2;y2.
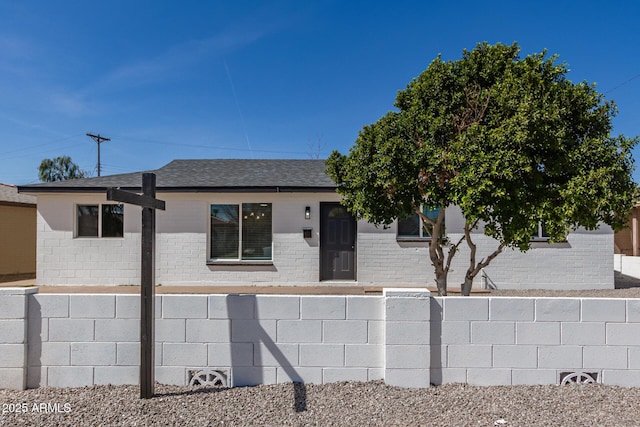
2;288;640;390
0;287;37;389
23;291;394;388
431;297;640;386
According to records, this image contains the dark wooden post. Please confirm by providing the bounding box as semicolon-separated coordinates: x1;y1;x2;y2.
107;172;165;399
140;173;156;399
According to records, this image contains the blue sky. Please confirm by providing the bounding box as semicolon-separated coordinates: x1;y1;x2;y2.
1;1;639;184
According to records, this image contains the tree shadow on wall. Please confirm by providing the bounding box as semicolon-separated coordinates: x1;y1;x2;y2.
226;294;308;412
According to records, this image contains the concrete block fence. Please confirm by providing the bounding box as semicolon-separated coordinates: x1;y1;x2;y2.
1;288;640;390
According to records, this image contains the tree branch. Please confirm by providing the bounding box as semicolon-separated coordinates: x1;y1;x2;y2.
472;244;505;278
445;218;479;274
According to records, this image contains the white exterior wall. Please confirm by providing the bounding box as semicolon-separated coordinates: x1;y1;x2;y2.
614;254;640;280
454;231;614;290
34;193;613;289
36;192;340;286
36;194;142;285
356;221;431;286
355;211;613;290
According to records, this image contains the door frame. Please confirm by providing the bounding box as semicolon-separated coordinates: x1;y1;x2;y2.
319;202;357;281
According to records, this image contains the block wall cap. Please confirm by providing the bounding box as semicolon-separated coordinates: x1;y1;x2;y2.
383;288;431;298
0;287;39;295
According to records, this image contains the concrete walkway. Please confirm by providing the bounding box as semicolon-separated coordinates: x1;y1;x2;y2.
0;278;489;295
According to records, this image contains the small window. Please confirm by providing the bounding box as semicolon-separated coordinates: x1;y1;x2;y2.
531;221;550;241
76;204;124;238
77;205;99;237
102;204;124;237
211;203;272;260
398;206;443;239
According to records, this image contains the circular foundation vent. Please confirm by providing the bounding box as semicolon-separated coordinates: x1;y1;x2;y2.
560;371;598;385
188;369;228;387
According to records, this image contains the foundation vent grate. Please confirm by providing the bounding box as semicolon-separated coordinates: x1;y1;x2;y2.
559;371;598;385
188;369;229;387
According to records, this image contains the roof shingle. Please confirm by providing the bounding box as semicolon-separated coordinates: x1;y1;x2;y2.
18;159;336;193
0;183;37;205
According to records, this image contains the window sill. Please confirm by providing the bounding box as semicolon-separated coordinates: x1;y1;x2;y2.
74;236;124;239
530;240;570;249
207;260;274;266
396;237;432;243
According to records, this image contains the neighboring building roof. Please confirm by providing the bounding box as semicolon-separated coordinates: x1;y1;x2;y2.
0;183;37;206
18;159;336;193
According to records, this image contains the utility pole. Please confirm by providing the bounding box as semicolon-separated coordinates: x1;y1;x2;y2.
86;133;110;176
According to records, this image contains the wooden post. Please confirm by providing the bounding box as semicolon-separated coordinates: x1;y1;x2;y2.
107;173;165;399
140;173;156;399
633;207;638;257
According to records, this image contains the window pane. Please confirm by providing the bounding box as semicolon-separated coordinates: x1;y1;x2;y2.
423;207;444;237
540;223;549;238
532;221;550;240
102;204;124;237
242;203;272;260
398;213;420;237
211;204;239;259
77;205;99;237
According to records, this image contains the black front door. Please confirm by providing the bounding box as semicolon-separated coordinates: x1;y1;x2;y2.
320;203;356;281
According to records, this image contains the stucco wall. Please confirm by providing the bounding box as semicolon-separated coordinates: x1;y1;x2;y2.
33;193;613;289
0;204;36;278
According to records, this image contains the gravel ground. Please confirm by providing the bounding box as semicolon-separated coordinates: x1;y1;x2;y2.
2;285;639;426
1;380;639;426
485;286;640;298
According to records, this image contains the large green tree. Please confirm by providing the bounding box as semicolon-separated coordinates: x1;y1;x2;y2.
327;42;637;296
38;156;86;182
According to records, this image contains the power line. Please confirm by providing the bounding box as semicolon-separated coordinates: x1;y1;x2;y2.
86;133;111;177
3;133;84;157
606;72;640;94
109;134;309;155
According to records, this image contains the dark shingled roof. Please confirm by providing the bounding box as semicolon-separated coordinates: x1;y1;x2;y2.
18;159;336;193
0;183;37;206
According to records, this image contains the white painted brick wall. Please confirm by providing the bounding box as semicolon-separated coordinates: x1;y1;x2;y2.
33;193;612;290
445;230;613;290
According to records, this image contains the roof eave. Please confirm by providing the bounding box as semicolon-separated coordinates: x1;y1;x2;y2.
18;185;338;194
0;200;36;208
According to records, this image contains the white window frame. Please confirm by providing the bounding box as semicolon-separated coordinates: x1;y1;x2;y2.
531;221;550;241
75;203;124;238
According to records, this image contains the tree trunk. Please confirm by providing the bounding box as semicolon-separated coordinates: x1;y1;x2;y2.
462;221;504;296
422;207;449;296
435;269;448;296
461;276;474;296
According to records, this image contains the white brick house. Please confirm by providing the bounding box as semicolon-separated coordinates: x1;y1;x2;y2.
18;159;613;290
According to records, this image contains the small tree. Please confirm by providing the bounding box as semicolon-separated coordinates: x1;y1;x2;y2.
38;156;87;182
327;42;637;296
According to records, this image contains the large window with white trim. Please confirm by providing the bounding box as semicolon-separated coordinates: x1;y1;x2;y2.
76;204;124;238
210;203;272;260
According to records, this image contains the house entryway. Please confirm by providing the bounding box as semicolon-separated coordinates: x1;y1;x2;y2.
320;202;356;281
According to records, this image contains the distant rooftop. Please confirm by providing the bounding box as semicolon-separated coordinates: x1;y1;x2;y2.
0;183;37;205
18;159;336;193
